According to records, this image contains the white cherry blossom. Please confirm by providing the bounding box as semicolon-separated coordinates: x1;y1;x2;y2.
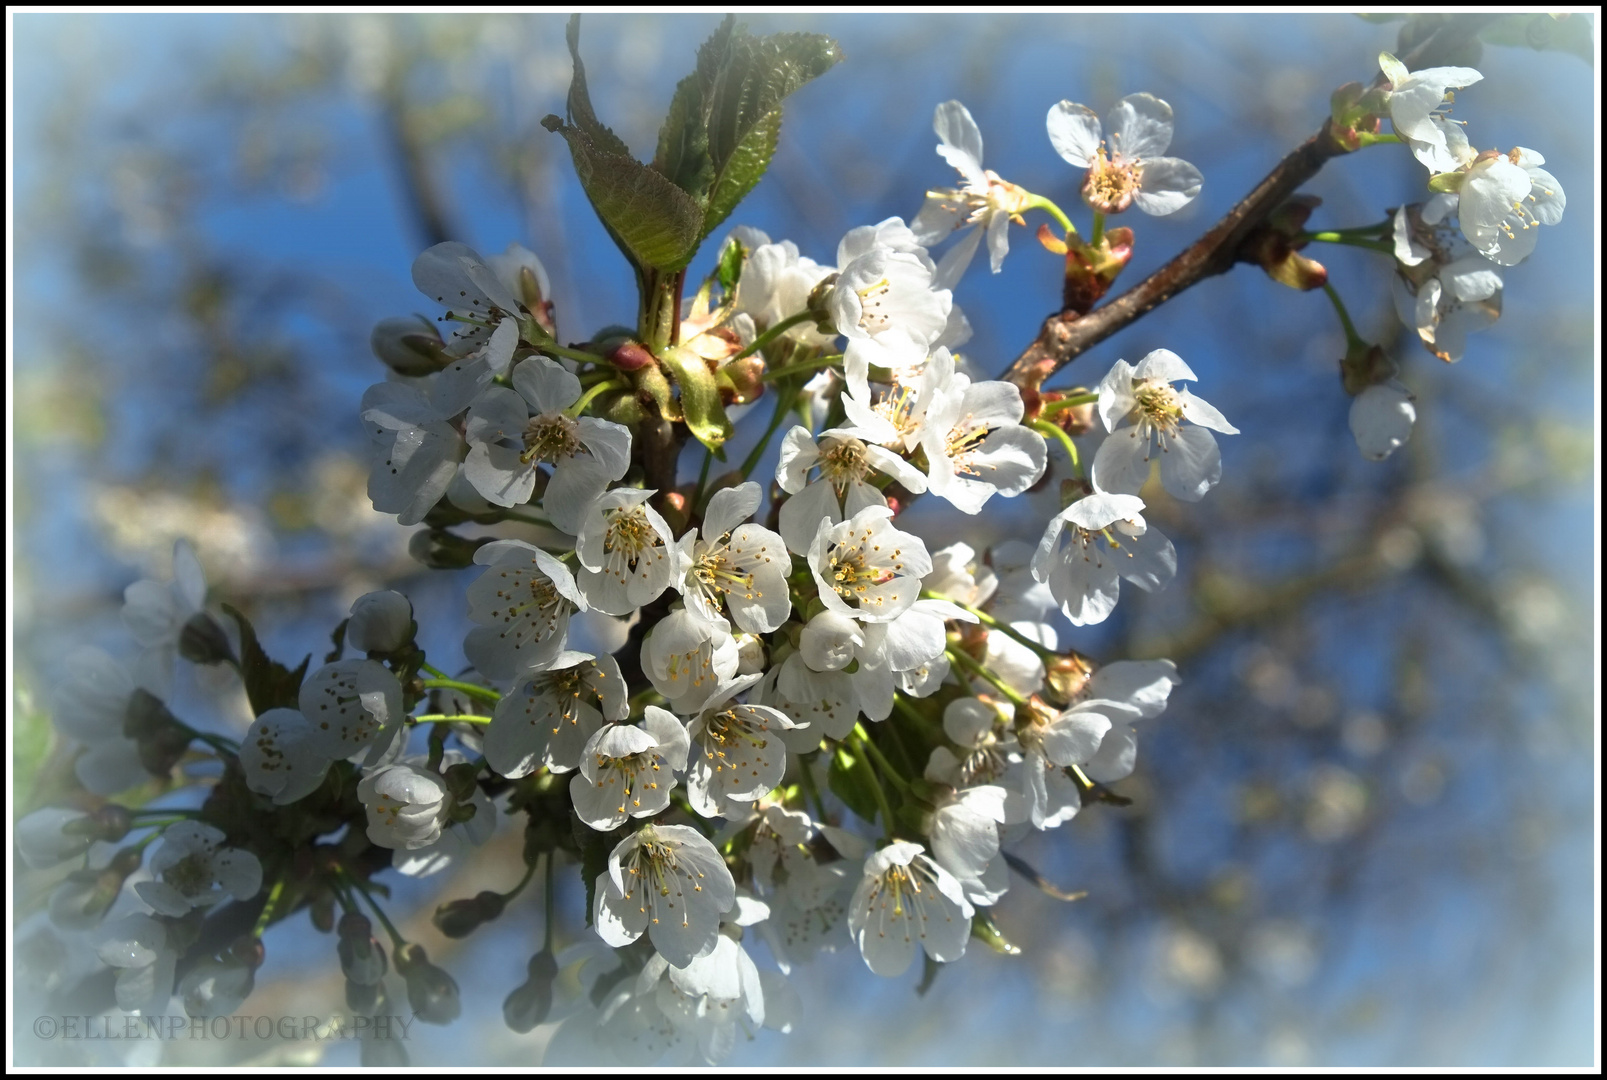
18;807;96;869
361;381;465;526
53;647;148;795
484;651;627;777
911;100;1033;287
461;356;632;530
1457;147;1566;266
463;539;587;680
298;658;405;764
826;236;952;354
412;240;526;356
1048;93;1202;216
1073;659;1180;784
571;707;690;831
346;590;414;654
1377;52;1482;175
927;784;1012;907
684;673;799;816
358;759;450;850
1091;349;1239;501
808;505;933;624
593;824;736;967
1392;203;1502;363
135;822;262;917
919;357;1047;514
674;482;791;633
728;231;837;349
642;607;740;715
776;425;927;556
576;488;679;616
241;707;331;805
763;652;860;753
847;840;974;977
120;538;207;685
98;914;177;1014
1032;492;1177;625
1350;379;1417;461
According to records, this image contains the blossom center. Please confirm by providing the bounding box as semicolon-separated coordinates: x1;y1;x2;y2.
1132;378;1184;438
1083;148;1142;214
603;508;660;570
520;413;582;464
819;438;871;492
590;747;662;815
165;852;214;897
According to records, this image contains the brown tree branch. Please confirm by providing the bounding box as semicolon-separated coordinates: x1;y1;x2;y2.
1000;14;1498;388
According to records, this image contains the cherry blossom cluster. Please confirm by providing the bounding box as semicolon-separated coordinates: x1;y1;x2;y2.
20;21;1571;1066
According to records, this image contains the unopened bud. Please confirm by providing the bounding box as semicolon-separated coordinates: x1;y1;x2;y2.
608;341;656;373
371;315;448;378
394;943;461;1025
1045;653;1095;703
806;273;840;336
179;611;235;666
123;689;192;777
1340;341;1397;397
717;355;765;405
432;890;506;939
337;914;388;985
503;949;559;1033
48;845;144;931
408;529;492;570
345;976;380;1014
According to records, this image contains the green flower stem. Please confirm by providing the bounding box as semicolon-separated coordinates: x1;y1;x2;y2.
1321;282;1367;351
501;860;538;903
1090;209;1106;247
343;868;405;948
798;755;831;825
1353;131;1401;147
891;694;937;736
731;311;815;363
1030;418;1082;475
177;722;239;756
421;678;502;704
851;725;909;793
328;877;359;915
1303;220;1390;240
947;646;1029;707
1039;391;1098;414
760;352;844;384
566;378;625;417
839;743;897;841
922;590;1057;658
740;382;802;481
129;807;202;820
537;340;608;367
1304;233;1394;254
1026;193;1077;237
411;714;493;725
253;876;286;939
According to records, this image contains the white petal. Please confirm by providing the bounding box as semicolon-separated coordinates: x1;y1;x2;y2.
1133;157;1203;215
1108;92;1175;161
1046;101;1101;167
933;100;986;187
1091;429;1152;496
512;356;581;415
1158;425;1221;502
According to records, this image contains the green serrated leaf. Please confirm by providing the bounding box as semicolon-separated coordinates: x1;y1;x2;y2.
564;15;632;159
828;748;880;824
653;17;737;198
661;344;733;453
222;603;308;715
543;117;707;273
699;31;841;242
705;107;781;240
